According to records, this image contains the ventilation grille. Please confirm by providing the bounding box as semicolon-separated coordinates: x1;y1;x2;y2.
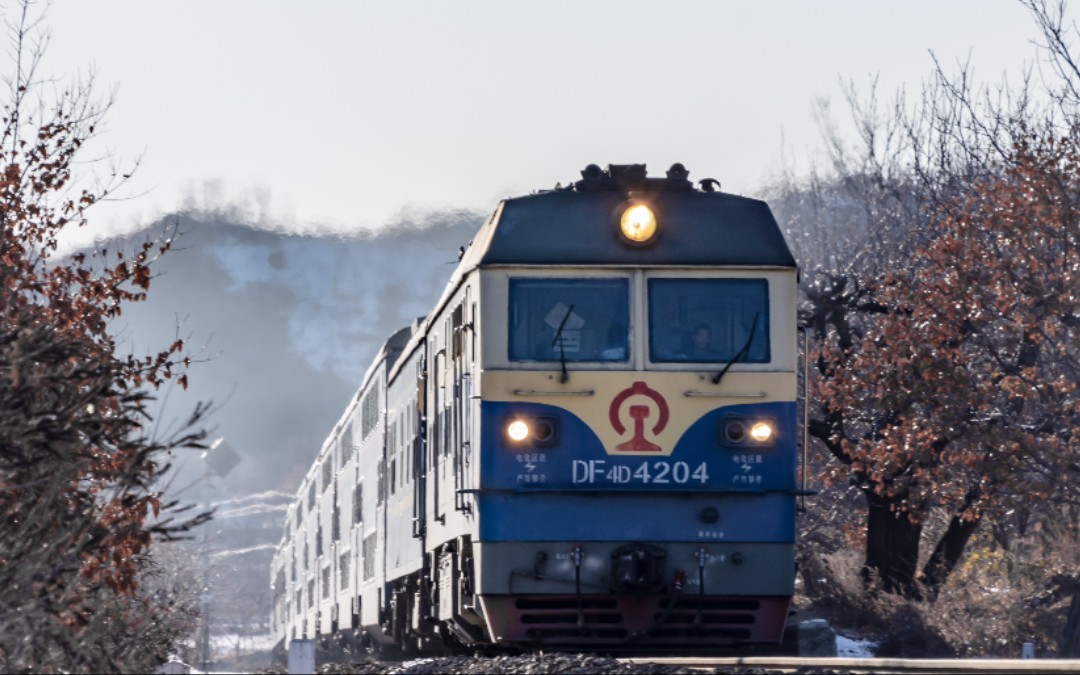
509;596;762;644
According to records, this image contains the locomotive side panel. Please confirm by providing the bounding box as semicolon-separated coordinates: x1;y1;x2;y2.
384;345;425;582
422;277;482;552
352;339;404;628
270;533;288;641
301;472;318;637
317;441;336;635
271;330;410;644
334;401;361;631
353;371;385;628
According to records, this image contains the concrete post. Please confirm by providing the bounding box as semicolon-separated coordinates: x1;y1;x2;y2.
798;618;838;657
288;639;316;674
155;659;191;674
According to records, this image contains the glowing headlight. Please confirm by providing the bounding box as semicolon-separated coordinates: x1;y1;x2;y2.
504;416;559;447
719;417;777;448
619;203;658;243
507;420;530;442
750;421;774;443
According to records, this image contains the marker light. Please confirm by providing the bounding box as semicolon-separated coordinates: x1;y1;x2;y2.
507;419;530;442
532;418;555;443
750;421;774;443
725;421;745;443
619;203;658;243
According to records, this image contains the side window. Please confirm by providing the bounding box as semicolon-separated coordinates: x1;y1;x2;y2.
508;278;630;362
361;383;380;439
332;489;341;542
321;456;333;492
648;278;770;363
377;460;385;502
353;482;363;525
470;301;477;362
451;304;464;360
341;424;354;464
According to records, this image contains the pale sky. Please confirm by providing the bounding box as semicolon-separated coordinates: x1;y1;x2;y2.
35;0;1056;239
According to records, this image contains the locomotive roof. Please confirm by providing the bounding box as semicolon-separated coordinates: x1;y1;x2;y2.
388;164;797;384
474;164;796;268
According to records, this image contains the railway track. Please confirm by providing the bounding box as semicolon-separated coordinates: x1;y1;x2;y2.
623;656;1080;674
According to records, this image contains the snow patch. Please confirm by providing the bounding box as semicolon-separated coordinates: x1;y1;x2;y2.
836;634;877;657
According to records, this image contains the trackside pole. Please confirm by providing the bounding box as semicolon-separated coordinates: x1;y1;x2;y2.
288;639;315;674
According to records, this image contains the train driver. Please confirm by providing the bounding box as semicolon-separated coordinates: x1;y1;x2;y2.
681;323;723;360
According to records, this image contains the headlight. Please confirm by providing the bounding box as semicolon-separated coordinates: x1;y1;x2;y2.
619;203;658;244
504;417;558;447
507;419;530;442
719;418;776;448
750;421;773;443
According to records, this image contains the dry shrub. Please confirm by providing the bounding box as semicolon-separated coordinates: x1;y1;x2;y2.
796;546;952;657
796;523;1078;658
929;522;1079;657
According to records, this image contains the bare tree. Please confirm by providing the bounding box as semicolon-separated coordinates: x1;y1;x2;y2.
773;0;1080;655
0;2;208;671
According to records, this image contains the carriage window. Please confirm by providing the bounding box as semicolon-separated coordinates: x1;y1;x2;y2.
509;278;629;362
648;278;770;363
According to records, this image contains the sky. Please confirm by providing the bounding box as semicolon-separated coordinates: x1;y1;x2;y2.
33;0;1057;241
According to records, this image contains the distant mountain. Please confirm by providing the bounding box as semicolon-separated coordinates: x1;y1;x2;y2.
111;208;484;497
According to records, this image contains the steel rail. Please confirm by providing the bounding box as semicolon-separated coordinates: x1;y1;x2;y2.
624;656;1080;674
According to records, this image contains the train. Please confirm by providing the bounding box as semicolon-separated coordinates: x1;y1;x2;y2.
269;163;802;657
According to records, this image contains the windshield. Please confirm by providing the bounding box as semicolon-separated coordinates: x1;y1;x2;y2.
648;278;770;363
508;278;630;362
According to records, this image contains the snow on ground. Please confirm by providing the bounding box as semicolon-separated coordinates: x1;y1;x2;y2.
209;632;277;652
837;634;878;657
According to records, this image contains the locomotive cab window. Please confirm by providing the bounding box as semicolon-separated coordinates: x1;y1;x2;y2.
508;278;629;362
648;278;770;363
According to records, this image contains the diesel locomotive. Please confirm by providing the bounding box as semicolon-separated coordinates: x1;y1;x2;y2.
269;163;802;655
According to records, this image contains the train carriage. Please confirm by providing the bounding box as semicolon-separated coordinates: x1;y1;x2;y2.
272;163;801;655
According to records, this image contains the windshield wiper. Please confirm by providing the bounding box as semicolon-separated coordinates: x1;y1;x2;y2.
552;304;575;383
712;313;760;385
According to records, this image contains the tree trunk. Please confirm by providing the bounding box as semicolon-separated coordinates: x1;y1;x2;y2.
921;510;981;598
863;492;923;598
1062;580;1080;658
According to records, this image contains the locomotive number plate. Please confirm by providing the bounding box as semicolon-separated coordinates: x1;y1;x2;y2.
571;459;710;485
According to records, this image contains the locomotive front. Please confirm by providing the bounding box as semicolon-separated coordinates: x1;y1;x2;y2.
468;164;800;649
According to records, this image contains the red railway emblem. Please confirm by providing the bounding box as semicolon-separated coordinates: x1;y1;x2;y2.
608;381;669;452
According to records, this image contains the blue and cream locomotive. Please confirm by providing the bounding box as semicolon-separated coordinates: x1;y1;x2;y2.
270;163;801;654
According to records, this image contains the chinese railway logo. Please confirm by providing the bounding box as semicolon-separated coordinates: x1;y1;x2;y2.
608;381;669;452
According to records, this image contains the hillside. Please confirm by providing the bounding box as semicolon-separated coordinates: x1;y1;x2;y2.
111;208;484;497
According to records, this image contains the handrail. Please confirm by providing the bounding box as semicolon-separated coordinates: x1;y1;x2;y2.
683;390;766;398
512;389;595;397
